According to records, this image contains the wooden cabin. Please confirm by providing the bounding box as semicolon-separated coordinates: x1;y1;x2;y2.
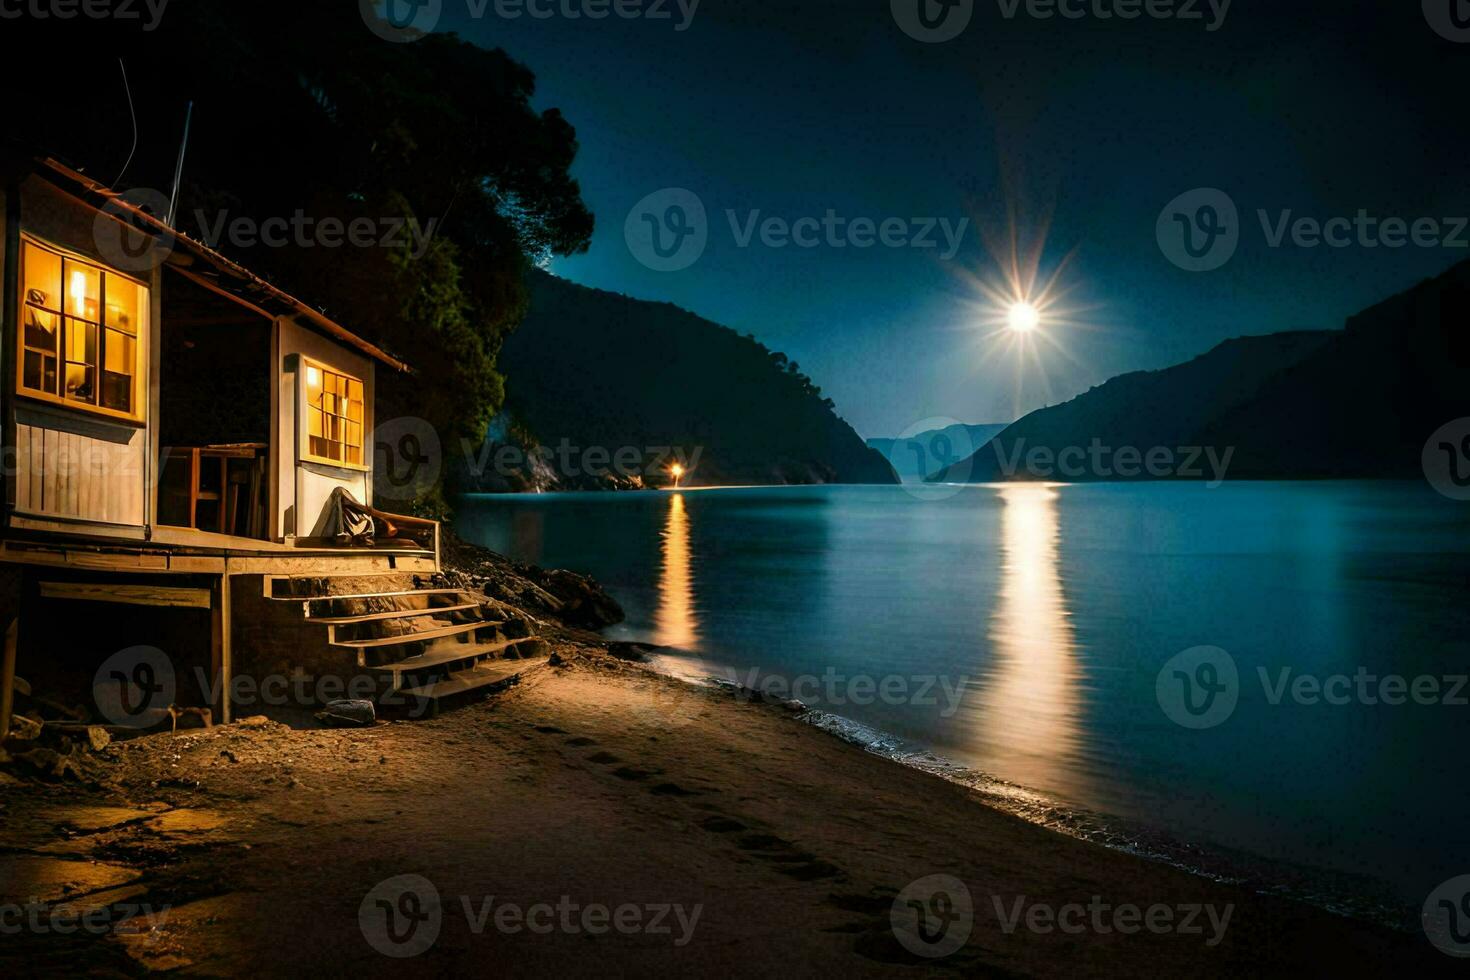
0;154;519;736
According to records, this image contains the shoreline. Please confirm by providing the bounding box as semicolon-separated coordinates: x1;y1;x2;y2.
643;652;1416;934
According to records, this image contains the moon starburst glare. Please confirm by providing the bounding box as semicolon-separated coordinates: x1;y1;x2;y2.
951;215;1099;418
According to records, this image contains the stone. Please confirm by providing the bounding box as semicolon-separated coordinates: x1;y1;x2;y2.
86;727;111;751
541;569;625;628
606;642;652;663
513;639;551;660
315;699;375;727
13;746;84;781
235;715;270;728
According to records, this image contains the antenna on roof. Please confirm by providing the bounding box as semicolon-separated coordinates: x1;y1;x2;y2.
113;59;138;189
165;101;193;228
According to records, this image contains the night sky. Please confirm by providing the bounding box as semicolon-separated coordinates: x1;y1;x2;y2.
438;0;1470;437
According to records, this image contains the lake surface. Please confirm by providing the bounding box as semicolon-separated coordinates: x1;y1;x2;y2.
456;482;1470;920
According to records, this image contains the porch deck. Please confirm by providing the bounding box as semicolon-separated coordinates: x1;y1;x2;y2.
1;515;438;577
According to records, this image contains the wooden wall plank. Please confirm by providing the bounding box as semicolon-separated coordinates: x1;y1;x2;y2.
29;425;43;512
41;427;57;513
38;581;212;609
16;426;30;512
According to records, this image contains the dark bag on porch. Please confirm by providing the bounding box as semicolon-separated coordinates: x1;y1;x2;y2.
328;487;377;546
327;487;435;549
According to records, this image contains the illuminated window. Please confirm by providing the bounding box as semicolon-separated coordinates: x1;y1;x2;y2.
19;239;145;420
303;360;365;467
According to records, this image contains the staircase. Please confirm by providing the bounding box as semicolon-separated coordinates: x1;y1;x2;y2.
265;572;548;715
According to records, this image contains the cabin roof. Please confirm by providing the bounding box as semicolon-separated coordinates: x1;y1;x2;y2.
35;157;413;374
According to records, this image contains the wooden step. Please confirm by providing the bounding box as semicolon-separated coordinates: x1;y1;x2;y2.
329;620;487;650
372;639;519;677
309;602;480;625
300;587;464;606
302;589;469;619
264;571;415;599
397;657;546;703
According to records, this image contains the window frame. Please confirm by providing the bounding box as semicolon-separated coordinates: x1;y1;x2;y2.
15;234;148;425
298;355;369;472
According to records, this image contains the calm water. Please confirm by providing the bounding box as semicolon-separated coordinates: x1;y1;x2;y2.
457;482;1470;918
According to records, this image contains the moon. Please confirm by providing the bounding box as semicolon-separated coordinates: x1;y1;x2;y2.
1008;302;1041;333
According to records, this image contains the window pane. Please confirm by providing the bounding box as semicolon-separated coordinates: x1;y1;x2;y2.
66;317;97;366
101;327;135;413
104;273;142;334
101;371;132;413
103;327;134;374
24;243;61;310
63;260;101;321
23;350;57;393
24;306;58;353
310;435;341;462
65;363;95;402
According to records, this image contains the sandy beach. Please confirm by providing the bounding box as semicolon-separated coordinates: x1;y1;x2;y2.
0;641;1454;977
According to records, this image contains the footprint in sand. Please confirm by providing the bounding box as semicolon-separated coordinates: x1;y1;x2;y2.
613;767;653;781
649;783;700;797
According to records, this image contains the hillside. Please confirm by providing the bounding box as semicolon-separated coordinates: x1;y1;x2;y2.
934;257;1470;483
468;271;897;491
869;423;1010;481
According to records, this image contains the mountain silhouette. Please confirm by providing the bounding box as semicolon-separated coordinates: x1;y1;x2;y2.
933;258;1470;483
473;270;898;490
